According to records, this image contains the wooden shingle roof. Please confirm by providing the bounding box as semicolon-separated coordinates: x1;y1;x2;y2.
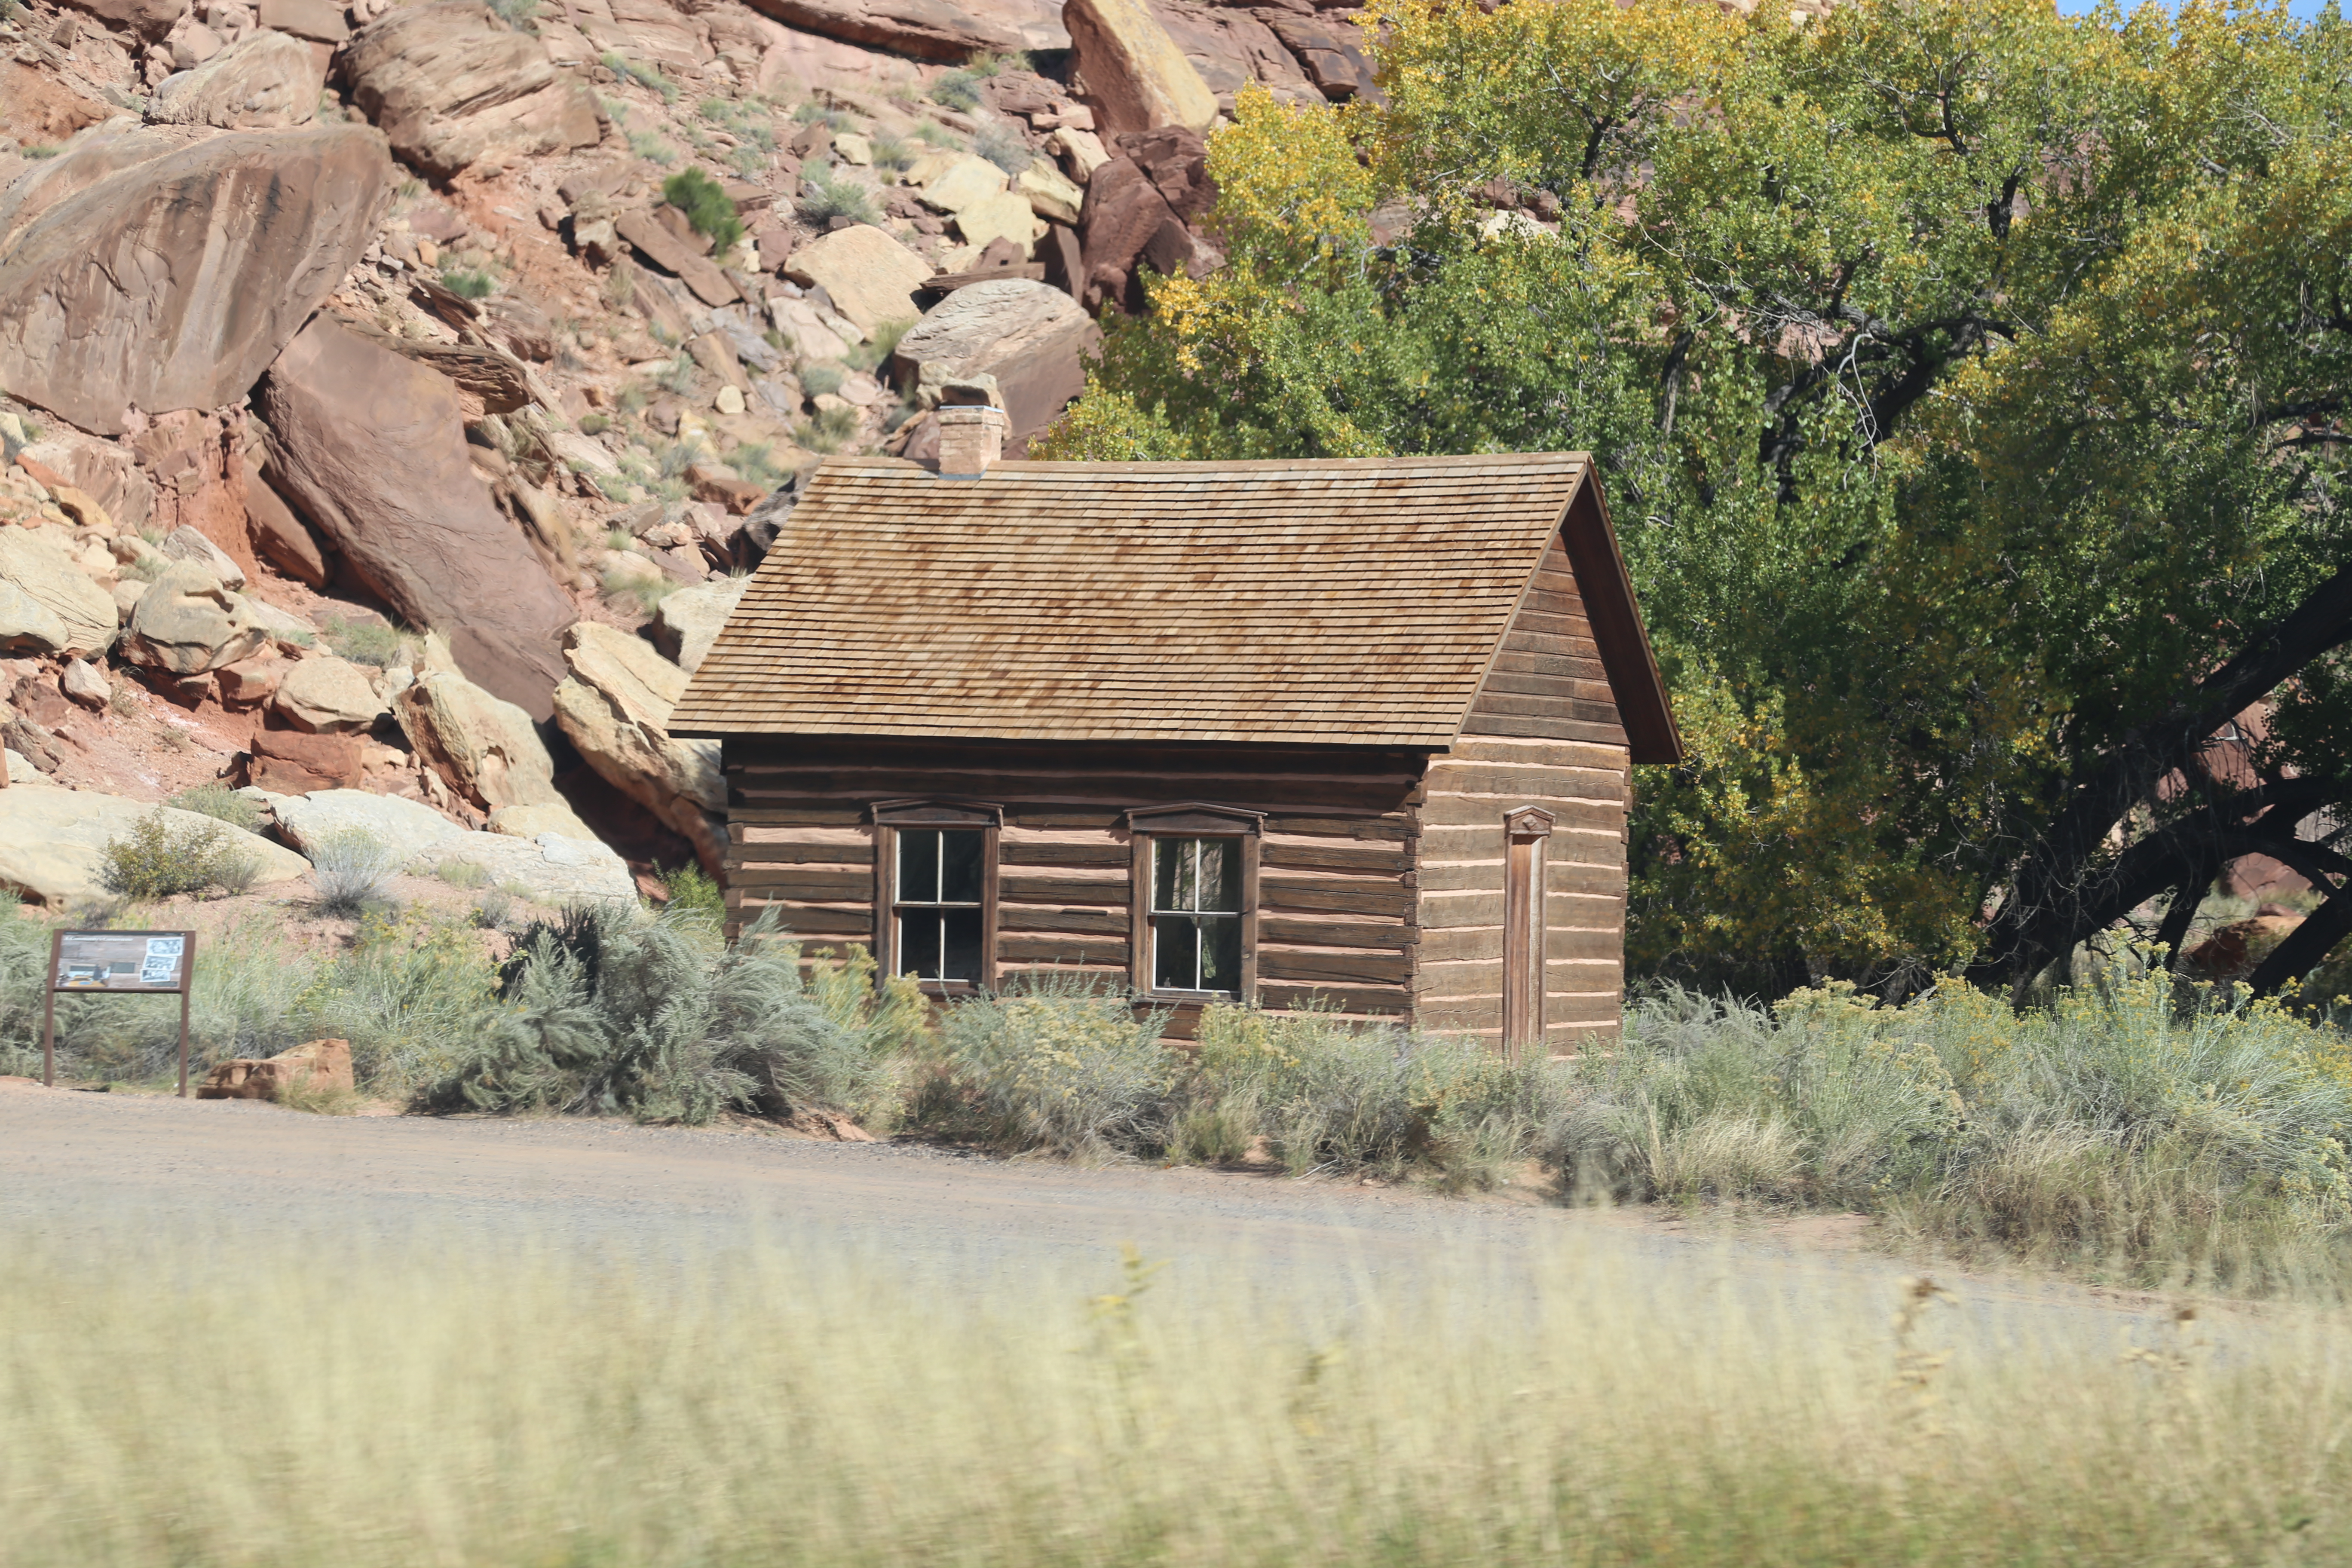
669;452;1679;758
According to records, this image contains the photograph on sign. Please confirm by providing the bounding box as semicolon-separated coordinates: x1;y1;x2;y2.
54;931;188;992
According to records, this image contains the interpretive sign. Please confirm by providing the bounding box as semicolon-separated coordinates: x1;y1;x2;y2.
43;929;197;1094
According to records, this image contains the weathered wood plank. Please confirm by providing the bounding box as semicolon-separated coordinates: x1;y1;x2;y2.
999;934;1130;965
1417;793;1625;831
1260;840;1411;876
999;873;1130;906
732;902;873;937
1258;981;1414;1017
998;905;1130;936
1000;839;1129;869
1459;712;1628;744
725;802;870;826
1259;877;1415;919
1421;765;1626;802
1258;947;1414;986
1418;925;1625;965
1441;736;1631;771
729;841;876;867
728;868;871;900
1259;916;1415;951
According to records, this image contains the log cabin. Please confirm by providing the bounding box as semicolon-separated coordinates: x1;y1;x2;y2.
667;423;1681;1055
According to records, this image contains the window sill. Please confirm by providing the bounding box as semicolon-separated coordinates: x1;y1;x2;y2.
1138;989;1240;1006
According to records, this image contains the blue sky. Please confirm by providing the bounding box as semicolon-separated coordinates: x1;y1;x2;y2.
2051;0;2332;18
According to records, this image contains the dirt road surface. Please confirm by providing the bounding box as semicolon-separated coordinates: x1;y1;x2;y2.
0;1080;2186;1356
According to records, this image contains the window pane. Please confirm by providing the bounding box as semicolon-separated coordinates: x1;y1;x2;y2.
940;829;986;904
899;912;943;980
897;830;940;902
1198;839;1240;913
1153;914;1200;991
1200;912;1240;989
942;907;984;983
1153;837;1187;912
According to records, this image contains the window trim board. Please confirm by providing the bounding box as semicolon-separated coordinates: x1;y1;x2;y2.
1129;826;1259;1004
870;801;1002;992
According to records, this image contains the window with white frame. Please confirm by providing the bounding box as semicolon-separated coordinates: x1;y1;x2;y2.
1148;836;1244;994
894;827;987;983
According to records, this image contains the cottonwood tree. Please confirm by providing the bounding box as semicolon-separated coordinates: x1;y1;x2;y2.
1045;0;2352;1001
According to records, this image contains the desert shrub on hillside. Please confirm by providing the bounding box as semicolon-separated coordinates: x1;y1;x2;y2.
971;124;1030;176
661;167;744;252
97;810;260;901
308;830;400;919
796;165;878;226
165;784;262;835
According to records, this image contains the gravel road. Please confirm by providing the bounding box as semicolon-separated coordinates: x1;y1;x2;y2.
0;1079;2185;1357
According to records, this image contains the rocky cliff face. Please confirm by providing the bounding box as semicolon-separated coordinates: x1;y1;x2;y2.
0;0;1375;892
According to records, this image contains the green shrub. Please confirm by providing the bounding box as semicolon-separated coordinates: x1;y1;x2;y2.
438;266;496;300
660;166;745;253
939;979;1178;1160
845;318;913;374
578;412;610;435
435;861;491;891
97;811;260;901
799;361;846;398
790;101;852;130
729;144;769;178
927;70;982;112
867;135;913;173
164;784;262;836
1186;1005;1562;1188
971;124;1031;176
423;905;917;1124
795;404;860;453
626;128;677;166
796;166;878;226
725;443;790;490
487;0;538;27
600;52;677;101
322;616;404;668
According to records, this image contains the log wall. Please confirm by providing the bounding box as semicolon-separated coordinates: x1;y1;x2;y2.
1418;536;1632;1052
722;738;1429;1036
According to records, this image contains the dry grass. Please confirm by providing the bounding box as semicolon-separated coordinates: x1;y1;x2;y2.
3;1227;2349;1565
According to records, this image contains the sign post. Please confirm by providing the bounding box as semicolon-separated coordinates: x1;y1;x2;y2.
42;929;198;1096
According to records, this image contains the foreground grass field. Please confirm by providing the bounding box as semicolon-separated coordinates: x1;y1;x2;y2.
4;1226;2350;1567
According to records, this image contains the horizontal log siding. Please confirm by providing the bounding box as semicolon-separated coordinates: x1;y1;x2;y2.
723;738;1425;1022
1416;724;1630;1051
1458;536;1631;753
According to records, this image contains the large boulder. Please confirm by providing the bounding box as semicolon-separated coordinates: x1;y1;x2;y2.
147;29;324;129
1064;0;1218;138
411;830;638;905
0;124;393;437
197;1038;353;1101
0;788;310;907
122;563;267;675
1150;0;1319;108
0;529;117;657
15;434;152;534
740;0;1063;62
343;0;601;179
255;315;577;719
58;0;188;42
270;788;465;856
651;576;747;675
394;667;561;813
273;654;389;733
894;279;1100;447
783;225;934;339
552;622;726;877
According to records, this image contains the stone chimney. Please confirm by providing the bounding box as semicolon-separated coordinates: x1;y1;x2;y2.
934;379;1007;478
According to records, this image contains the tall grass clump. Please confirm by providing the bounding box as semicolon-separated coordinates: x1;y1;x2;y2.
11;1225;2352;1568
0;907;503;1094
423;905;922;1124
796;164;879;226
163;784;262;834
1551;971;2352;1292
308;830;399;918
1178;1004;1562;1189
